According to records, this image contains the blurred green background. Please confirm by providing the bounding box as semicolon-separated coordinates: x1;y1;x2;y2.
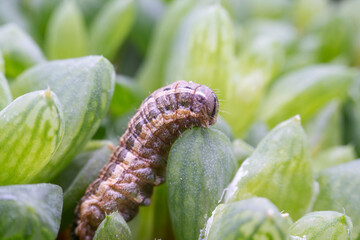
1;0;360;239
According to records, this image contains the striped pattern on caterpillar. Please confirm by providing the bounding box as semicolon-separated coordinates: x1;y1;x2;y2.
74;80;219;240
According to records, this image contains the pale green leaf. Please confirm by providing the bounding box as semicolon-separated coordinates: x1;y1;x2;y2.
204;198;289;240
289;211;353;240
45;0;89;59
313;160;360;239
0;183;63;240
89;0;135;60
168;128;237;240
261;65;354;127
11;56;115;182
0;23;45;78
0;73;12;110
94;212;132;240
225;116;314;220
0;90;64;185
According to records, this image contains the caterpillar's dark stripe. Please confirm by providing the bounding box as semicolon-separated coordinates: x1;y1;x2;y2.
74;81;219;240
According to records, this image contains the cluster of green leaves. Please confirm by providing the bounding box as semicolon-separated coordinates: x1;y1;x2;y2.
1;0;360;239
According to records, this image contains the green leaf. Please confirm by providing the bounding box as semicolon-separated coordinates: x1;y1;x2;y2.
167;128;237;240
0;90;64;185
344;75;360;155
222;0;291;23
289;211;353;240
291;0;328;31
149;183;173;239
224;67;267;137
211;115;234;140
260;65;354;127
52;140;112;191
0;183;63;240
137;0;199;92
94;212;132;240
129;0;165;55
11;56;115;182
45;0;89;59
109;75;144;118
73;0;112;24
66;141;114;187
225;116;314;220
245;121;269;147
232;138;254;167
0;23;45;79
0;73;12;110
315;15;352;63
21;0;61;46
165;3;234;95
128;204;155;240
0;0;29;33
204;197;289;240
305;100;342;156
313;160;360;239
0;50;4;73
312;145;355;173
223;20;295;137
339;1;360;66
129;183;173;240
58;142;113;229
237;20;292;78
89;0;135;60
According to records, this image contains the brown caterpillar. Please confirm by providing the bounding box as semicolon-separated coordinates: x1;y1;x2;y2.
74;80;219;240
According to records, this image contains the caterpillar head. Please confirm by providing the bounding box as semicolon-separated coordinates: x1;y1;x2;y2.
194;85;219;127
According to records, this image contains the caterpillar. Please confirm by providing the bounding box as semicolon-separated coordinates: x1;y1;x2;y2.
74;80;219;240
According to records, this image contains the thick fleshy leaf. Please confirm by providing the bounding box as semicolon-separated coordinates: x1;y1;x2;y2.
89;0;135;60
53;140;109;190
344;76;360;155
11;56;115;182
0;0;29;33
261;65;354;127
312;145;355;173
245;122;269;147
45;0;88;59
21;0;61;46
237;20;293;78
223;20;295;137
129;0;165;55
339;1;360;66
305;100;342;156
0;50;4;73
137;0;199;92
313;160;360;239
315;15;352;63
291;0;328;30
94;212;132;240
225;116;314;220
0;73;12;110
129;183;173;240
167;128;237;240
0;23;45;78
289;211;353;240
58;142;113;229
222;0;291;23
211;115;234;140
232;138;254;167
224;68;267;137
74;0;111;24
0;183;63;240
204;198;289;240
165;3;234;96
109;75;144;118
0;90;64;185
